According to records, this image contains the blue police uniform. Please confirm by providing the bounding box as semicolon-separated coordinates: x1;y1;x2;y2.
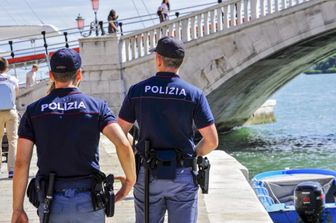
19;87;116;222
119;72;214;223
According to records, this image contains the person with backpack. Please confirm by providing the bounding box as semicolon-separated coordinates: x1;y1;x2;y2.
157;0;170;23
0;57;19;179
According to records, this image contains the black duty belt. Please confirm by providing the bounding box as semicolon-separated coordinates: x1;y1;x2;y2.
178;158;194;168
53;176;92;193
141;158;194;168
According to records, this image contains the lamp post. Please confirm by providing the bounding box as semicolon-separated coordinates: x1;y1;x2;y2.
76;0;105;37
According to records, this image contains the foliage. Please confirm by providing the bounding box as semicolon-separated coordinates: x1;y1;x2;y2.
304;53;336;74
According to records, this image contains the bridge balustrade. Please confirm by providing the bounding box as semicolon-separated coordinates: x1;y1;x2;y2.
120;0;311;62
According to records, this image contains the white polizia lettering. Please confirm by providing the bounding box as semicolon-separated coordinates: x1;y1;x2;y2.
144;85;187;96
41;101;87;112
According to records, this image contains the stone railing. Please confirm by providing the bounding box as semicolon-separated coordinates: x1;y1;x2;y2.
119;0;311;62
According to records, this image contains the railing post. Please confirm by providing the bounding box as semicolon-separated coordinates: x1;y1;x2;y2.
251;0;257;19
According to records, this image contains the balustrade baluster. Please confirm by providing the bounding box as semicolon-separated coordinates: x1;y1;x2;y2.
125;39;130;62
149;30;155;49
282;0;286;10
244;0;249;22
144;32;149;56
237;1;242;25
169;24;174;37
251;0;257;19
261;0;266;17
230;3;236;27
267;0;272;15
197;14;202;38
190;17;196;40
275;0;279;12
223;5;229;28
204;12;209;35
181;19;189;41
210;10;216;33
175;21;181;39
289;0;293;7
136;35;142;58
217;7;223;31
131;37;136;60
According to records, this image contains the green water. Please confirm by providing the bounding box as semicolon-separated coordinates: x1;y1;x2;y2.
218;74;336;177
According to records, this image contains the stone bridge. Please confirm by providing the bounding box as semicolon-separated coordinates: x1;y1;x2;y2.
18;0;336;131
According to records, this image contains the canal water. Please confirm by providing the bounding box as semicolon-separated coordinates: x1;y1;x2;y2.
220;73;336;177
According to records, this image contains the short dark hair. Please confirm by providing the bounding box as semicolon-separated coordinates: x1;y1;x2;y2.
0;57;8;73
161;55;183;68
52;70;77;83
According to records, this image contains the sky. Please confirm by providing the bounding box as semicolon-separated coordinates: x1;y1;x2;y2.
0;0;218;31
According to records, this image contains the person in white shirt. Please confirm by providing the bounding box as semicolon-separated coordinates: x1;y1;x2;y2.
157;0;170;23
25;64;39;88
0;57;19;178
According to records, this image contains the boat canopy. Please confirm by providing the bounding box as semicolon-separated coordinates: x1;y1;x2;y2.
262;174;335;204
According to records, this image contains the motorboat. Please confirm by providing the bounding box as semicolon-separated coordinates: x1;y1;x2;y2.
251;168;336;223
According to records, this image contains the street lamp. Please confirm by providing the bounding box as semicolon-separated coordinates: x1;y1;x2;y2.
76;0;105;37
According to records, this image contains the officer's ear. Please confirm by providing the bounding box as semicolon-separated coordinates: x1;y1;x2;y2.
74;69;82;87
156;53;163;67
76;69;82;82
49;71;55;81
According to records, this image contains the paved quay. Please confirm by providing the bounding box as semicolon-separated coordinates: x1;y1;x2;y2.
0;135;272;222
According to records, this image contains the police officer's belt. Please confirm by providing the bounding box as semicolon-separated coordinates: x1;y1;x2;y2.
53;176;92;192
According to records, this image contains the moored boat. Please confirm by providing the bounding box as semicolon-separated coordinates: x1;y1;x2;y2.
251;169;336;223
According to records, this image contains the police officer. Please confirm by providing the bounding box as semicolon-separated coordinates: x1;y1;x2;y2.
118;37;218;223
11;48;136;223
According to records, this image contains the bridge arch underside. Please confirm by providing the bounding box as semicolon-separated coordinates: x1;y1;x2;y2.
206;29;336;132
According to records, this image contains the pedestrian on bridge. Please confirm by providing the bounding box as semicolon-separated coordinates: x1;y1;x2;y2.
157;0;170;23
118;36;219;223
107;9;119;34
0;57;19;179
11;48;136;223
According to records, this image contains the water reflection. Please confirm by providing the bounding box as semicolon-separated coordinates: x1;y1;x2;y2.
219;127;336;178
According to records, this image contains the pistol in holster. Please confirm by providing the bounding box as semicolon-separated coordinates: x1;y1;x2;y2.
91;170;115;217
193;156;211;194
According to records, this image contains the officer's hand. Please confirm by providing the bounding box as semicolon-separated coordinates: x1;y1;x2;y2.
115;176;134;202
11;210;28;223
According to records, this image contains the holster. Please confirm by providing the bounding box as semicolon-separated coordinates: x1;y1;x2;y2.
27;178;39;208
91;170;115;217
27;177;47;209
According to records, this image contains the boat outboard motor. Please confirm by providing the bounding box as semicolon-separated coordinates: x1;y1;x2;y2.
294;181;325;223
